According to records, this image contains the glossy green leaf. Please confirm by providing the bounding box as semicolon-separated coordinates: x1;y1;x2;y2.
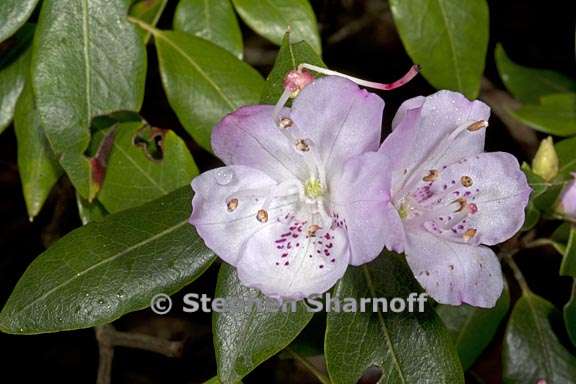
437;284;510;370
389;0;488;99
174;0;243;59
510;93;576;137
0;0;39;43
32;0;147;199
564;280;576;348
495;44;576;104
560;227;576;276
15;79;63;220
213;264;313;384
260;34;325;104
0;187;215;334
141;25;264;151
503;291;576;383
325;253;464;384
98;120;198;213
0;24;34;134
76;194;108;225
556;136;576;178
130;0;168;44
231;0;321;54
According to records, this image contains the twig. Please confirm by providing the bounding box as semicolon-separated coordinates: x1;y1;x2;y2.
95;324;185;383
479;77;539;156
285;347;331;384
501;251;531;293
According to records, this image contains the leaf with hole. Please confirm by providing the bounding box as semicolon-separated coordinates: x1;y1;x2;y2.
98;120;198;213
389;0;489;99
0;187;215;334
325;253;464;384
174;0;243;58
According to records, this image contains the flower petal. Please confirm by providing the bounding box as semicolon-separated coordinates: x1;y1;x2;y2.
405;229;503;308
380;90;490;189
237;217;350;300
560;174;576;219
330;151;405;264
288;76;384;175
190;165;297;265
424;152;531;246
212;105;309;181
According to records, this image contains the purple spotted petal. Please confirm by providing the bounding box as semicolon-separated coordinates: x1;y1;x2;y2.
190;165;297;265
212;105;309;181
330;151;405;264
380;91;490;190
405;229;503;308
288;76;385;175
236;218;350;300
560;173;576;219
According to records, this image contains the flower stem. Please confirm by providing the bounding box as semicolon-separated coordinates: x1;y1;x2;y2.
502;251;530;294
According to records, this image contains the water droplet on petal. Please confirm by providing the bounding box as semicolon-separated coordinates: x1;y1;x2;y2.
214;168;234;185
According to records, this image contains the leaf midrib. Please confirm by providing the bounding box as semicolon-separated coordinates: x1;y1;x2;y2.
435;0;463;91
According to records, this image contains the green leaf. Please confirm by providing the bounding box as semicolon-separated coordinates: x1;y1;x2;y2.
495;44;576;104
0;24;34;134
76;194;108;225
556;136;576;178
0;0;39;43
129;0;168;44
32;0;147;199
389;0;489;99
15;79;63;220
564;280;576;348
174;0;243;59
0;187;215;334
213;264;313;384
437;284;510;370
142;26;263;151
503;291;576;383
98;120;198;213
510;93;576;137
231;0;321;54
560;226;576;276
260;34;325;104
325;253;464;384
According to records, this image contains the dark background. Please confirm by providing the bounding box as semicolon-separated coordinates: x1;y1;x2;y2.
0;0;575;382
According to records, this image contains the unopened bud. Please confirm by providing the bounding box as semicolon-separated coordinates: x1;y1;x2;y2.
559;173;576;220
532;137;559;182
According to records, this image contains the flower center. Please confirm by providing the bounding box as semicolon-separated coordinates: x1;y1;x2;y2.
304;178;324;199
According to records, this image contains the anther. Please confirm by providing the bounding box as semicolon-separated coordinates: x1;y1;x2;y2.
278;117;293;129
284;69;315;97
463;228;477;241
422;169;439;182
467;203;478;214
455;198;467;212
295;139;310;152
227;198;238;212
467;120;488;132
460;176;473;187
307;224;321;237
257;209;268;223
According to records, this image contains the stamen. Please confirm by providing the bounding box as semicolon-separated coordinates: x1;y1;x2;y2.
257;209;269;223
278;117;293;129
307;224;321;237
423;169;439;182
283;69;315;96
295;138;311;152
298;63;420;91
455;198;467;212
467;203;478;214
227;198;238;212
463;228;477;241
467;120;488;132
460;176;473;187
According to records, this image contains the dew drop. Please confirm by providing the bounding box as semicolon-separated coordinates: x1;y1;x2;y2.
97;299;105;305
116;290;125;299
214;168;234;185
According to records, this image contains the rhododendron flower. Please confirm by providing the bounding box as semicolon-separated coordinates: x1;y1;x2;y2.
559;173;576;220
378;91;531;308
189;76;396;299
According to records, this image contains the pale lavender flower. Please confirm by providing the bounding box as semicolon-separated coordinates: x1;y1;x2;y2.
189;76;398;300
378;91;531;308
560;173;576;219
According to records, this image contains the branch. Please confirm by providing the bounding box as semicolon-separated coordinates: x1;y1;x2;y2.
479;77;539;156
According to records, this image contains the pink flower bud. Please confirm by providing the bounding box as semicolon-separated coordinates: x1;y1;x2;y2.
560;173;576;219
